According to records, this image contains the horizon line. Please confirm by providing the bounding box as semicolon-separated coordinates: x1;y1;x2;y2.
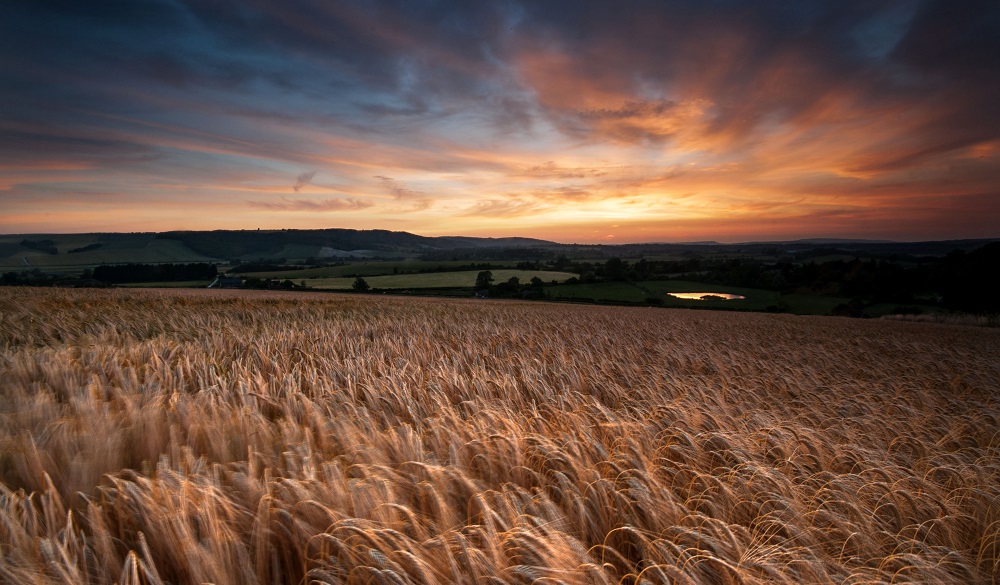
3;227;999;247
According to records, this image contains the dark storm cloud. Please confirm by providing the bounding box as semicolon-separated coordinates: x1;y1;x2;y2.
1;0;526;165
6;1;998;146
513;0;1000;165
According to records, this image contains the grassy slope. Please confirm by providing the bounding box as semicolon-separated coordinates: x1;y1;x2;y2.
0;236;222;271
1;288;997;584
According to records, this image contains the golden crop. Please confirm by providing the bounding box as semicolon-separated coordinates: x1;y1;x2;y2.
1;287;998;584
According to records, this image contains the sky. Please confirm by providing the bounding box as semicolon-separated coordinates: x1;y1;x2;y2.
2;0;999;243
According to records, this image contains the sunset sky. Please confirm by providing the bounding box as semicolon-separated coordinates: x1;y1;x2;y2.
2;1;999;243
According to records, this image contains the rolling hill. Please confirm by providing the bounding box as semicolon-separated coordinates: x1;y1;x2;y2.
0;229;556;272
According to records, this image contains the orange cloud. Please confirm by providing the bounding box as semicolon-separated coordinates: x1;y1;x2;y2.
461;199;542;218
247;197;374;212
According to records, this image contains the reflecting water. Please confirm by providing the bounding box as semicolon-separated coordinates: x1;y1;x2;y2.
668;292;746;300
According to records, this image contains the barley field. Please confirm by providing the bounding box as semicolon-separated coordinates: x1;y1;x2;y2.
1;288;998;584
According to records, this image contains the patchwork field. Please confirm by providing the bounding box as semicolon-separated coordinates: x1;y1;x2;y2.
1;288;998;584
303;269;578;290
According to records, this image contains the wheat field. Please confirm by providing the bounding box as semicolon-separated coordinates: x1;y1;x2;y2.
1;288;998;584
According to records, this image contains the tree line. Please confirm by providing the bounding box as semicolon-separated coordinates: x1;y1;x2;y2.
546;242;1000;313
92;263;218;284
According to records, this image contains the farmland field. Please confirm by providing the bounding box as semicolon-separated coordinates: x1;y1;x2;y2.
1;288;998;584
303;269;577;290
240;260;524;279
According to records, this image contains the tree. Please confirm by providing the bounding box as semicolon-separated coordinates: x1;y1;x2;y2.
475;270;493;290
352;277;370;292
605;257;628;281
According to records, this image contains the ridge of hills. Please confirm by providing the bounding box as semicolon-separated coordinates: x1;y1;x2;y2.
0;229;555;270
1;227;997;273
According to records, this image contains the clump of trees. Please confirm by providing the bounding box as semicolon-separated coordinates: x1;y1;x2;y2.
3;269;60;286
2;269;109;288
241;277;298;290
697;243;1000;313
68;243;103;254
474;271;545;298
93;263;218;284
541;242;1000;314
228;260;311;273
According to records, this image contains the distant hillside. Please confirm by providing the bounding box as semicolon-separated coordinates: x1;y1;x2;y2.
0;229;557;271
155;229;555;260
2;228;997;273
0;233;222;272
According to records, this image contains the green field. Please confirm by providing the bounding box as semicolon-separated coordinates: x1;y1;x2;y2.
306;269;577;290
779;293;852;315
241;260;524;279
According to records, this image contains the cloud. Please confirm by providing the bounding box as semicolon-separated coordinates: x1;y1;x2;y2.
292;170;316;192
375;175;432;210
528;187;594;203
511;0;1000;168
461;199;542;218
520;161;610;179
579;99;712;145
3;1;999;241
247;197;374;212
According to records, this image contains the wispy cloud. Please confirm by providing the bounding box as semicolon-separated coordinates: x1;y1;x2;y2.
520;161;610;179
247;197;374;212
461;199;543;218
375;175;432;210
527;187;594;203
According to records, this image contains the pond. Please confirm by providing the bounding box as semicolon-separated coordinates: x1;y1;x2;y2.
667;292;746;300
